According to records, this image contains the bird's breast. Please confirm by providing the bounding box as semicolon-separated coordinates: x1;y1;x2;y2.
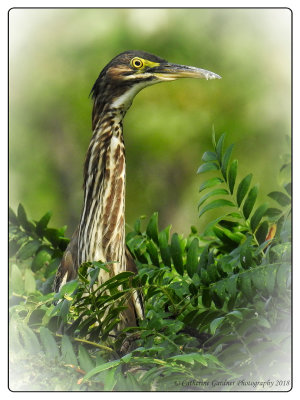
78;126;126;275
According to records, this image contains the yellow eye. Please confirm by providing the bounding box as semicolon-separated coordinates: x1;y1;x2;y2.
131;57;144;69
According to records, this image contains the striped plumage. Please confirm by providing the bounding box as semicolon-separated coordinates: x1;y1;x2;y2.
53;50;221;328
79;110;126;272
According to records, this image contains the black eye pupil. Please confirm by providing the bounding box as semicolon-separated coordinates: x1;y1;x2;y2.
134;60;141;67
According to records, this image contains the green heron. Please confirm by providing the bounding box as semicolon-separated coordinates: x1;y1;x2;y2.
53;50;221;327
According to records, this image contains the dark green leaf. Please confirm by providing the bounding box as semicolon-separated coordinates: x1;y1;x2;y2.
18;203;27;222
36;211;52;236
202;151;217;162
240;245;252;269
200;269;210;286
198;245;209;270
227;212;242;219
236;173;252;207
44;228;61;246
20;325;41;354
268;191;291;207
251;269;265;292
122;371;141;390
192;310;217;328
24;269;36;293
91;261;110;271
275;215;286;240
134;220;140;235
182;310;199;325
202;288;211;308
207;263;219;282
221;143;234;180
211;290;223;308
58;237;70;251
162;224;172;242
228;159;238;194
198;188;229;207
103;366;117;391
216;133;226;162
190;225;198;234
9;207;19;226
197;162;218;174
265;207;283;219
121;353;133;363
17;240;41;260
242;185;258;219
10;317;23;353
255;221;269;244
96;272;134;292
210;317;225;334
31;249;52;272
168;354;196;365
193;354;209;366
213;225;234;245
146;212;159;245
218;219;239;229
199;177;224;192
250;203;268;231
214;225;244;246
78;345;95;372
239;274;252;299
203;353;224;367
188;282;198;296
45;257;61;278
276;262;290;292
170;233;184;275
192;274;201;289
134;217;144;234
199;199;235;217
58;226;67;235
266;265;277;295
54;280;79;301
83;360;121;381
58;299;71;320
224;275;237;297
186;238;199;278
61;335;77;365
11;264;24;293
146;239;160;266
17;204;29;229
227;310;243;320
257;317;271;329
9;240;21;257
89;267;101;288
40;327;59;360
158;230;171;267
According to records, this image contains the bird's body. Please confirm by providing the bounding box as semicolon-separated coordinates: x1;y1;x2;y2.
53;50;221;328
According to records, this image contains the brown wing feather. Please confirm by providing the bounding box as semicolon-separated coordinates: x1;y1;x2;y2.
53;227;79;292
125;247;145;320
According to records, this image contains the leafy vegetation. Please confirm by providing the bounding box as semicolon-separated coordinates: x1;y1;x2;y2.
9;133;291;391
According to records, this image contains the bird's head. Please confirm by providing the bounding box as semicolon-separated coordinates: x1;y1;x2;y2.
91;50;221;126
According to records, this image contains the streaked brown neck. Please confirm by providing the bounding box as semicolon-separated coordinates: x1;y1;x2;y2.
77;104;127;278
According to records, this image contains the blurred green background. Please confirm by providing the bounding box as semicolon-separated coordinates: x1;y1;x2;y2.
9;8;291;237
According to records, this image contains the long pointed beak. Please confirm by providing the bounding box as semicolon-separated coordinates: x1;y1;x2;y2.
152;63;221;81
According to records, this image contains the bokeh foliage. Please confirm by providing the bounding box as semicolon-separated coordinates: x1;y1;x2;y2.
9;8;291;236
